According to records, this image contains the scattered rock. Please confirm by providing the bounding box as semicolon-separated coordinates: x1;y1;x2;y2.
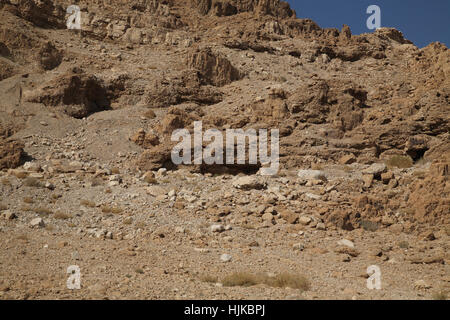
337;239;355;248
211;224;225;233
220;253;232;262
232;176;266;190
30;217;45;228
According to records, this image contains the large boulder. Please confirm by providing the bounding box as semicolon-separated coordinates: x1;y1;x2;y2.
24;68;111;118
187;47;241;87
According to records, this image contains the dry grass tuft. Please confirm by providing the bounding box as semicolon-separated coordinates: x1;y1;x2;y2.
222;272;260;287
80;199;96;208
101;205;123;214
265;273;310;290
34;207;53;216
222;272;310;291
398;241;409;249
54;211;72;220
199;274;219;283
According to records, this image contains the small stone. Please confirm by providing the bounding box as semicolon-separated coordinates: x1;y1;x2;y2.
146;186;166;197
280;209;298;224
337;239;355;248
299;216;312;226
168;189;176;197
262;212;274;222
342;254;351;262
71;251;80;260
305;193;321;200
388;178;398;188
57;241;68;248
389;224;404;234
142;171;157;184
30;217;45;228
175;226;185;233
232;176;266;190
2;210;16;220
339;154;356;165
123;217;133;224
293;243;304;251
94;229;107;239
23;162;41;172
362;174;374;188
44;182;55;190
316;222;326;230
156;168;167;177
363;163;387;176
220;254;232;262
297;170;326;181
381;216;395;226
381;171;394;184
211;224;225;233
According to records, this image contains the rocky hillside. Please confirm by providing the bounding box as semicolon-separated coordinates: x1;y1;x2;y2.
0;0;448;300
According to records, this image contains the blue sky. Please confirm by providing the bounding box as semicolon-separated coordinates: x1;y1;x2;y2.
287;0;449;48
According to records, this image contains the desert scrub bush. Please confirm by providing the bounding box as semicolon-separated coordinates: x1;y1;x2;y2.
265;273;310;291
222;272;310;291
199;274;219;283
101;205;123;214
34;207;53;216
222;272;260;287
80;199;96;208
398;240;410;249
23;177;43;187
135;268;144;274
385;155;413;169
54;212;72;220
